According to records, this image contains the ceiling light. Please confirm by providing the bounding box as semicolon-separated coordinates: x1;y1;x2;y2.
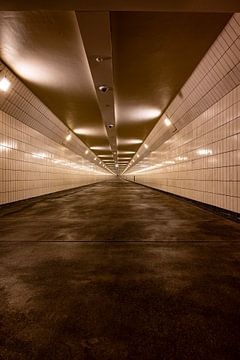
98;154;113;158
115;164;119;168
0;77;11;92
94;157;97;160
118;139;142;145
164;117;172;126
122;107;161;123
107;123;114;129
90;146;111;151
85;149;89;155
73;127;101;136
65;133;72;141
137;154;140;158
144;144;149;149
96;56;104;63
98;85;109;93
118;151;135;155
117;157;131;160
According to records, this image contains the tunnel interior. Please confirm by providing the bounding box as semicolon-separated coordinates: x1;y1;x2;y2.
0;2;239;360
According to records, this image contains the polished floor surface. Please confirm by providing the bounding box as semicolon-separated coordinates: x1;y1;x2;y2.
0;179;239;359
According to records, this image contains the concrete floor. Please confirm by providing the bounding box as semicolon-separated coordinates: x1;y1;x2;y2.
0;178;239;359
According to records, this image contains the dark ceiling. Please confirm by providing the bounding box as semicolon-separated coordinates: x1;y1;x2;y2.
0;0;239;12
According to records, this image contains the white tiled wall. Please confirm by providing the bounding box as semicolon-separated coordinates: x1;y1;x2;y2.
125;14;240;214
0;110;110;205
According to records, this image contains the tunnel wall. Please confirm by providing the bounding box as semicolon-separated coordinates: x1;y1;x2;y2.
0;62;112;205
125;14;240;214
0;110;110;205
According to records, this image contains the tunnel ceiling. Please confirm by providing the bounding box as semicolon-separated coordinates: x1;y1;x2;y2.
0;7;232;172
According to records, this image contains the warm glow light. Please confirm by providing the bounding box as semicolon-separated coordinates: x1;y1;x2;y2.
85;149;89;155
0;142;17;151
164;117;172;126
144;144;149;149
73;127;101;136
122;107;161;123
11;60;60;85
98;154;113;158
136;154;140;158
118;151;135;155
0;77;11;92
197;149;213;156
117;138;143;145
65;133;72;141
176;156;188;161
32;152;48;159
90;146;111;151
164;160;175;165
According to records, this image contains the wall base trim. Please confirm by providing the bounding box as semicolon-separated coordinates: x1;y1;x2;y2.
126;179;240;223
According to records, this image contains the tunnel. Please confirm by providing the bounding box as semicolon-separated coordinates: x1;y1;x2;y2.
0;1;239;359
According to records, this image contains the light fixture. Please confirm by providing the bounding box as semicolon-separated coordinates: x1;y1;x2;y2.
96;56;104;63
144;144;149;149
94;157;97;160
90;146;111;151
107;123;114;129
65;133;72;141
137;154;140;158
118;138;142;145
118;151;135;155
0;77;11;92
98;85;109;93
164;117;172;127
73;127;100;136
85;149;89;155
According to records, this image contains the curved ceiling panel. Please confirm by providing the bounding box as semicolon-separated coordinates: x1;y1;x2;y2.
0;10;110;154
0;9;232;173
111;11;231;161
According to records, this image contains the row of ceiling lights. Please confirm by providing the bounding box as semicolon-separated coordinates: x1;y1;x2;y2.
124;116;176;173
60;115;175;172
65;131;110;169
0;75;176;173
66;129;109;168
92;57;175;170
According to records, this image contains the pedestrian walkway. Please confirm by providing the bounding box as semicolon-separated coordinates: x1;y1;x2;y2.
0;178;239;241
0;178;239;359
